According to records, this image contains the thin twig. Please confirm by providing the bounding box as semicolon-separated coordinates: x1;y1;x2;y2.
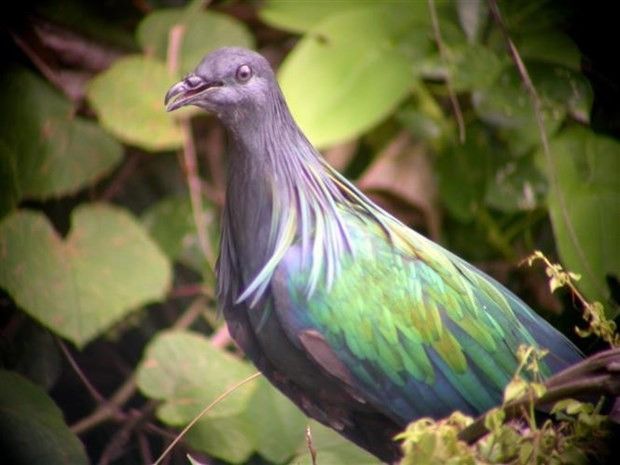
306;425;318;465
98;404;156;465
169;283;208;299
71;375;135;434
427;0;466;143
70;298;208;435
487;0;601;297
97;152;141;202
137;431;153;465
210;324;232;349
57;338;107;405
152;372;262;465
167;24;216;267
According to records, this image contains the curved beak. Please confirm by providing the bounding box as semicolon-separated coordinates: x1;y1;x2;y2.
164;75;223;112
164;81;190;112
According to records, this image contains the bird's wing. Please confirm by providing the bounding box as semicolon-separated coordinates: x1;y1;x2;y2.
271;210;582;425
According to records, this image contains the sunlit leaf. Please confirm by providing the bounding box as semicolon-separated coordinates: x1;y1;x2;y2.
0;370;88;465
259;0;362;33
0;205;172;347
278;5;431;148
87;55;184;151
136;330;256;421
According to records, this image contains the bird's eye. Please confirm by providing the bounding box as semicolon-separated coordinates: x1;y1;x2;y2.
235;64;253;83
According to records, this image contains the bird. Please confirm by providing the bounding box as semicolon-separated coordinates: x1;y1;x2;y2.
165;47;585;463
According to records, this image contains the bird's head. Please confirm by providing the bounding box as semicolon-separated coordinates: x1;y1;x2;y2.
165;47;278;125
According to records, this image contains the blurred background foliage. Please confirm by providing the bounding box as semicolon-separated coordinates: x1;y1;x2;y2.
0;1;618;464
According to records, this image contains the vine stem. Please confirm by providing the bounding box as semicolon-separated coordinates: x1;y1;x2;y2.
487;0;601;297
427;0;466;143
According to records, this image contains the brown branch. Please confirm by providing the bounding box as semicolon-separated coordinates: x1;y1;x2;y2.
97;404;156;465
458;347;620;444
210;324;232;349
427;0;466;143
487;0;602;297
167;24;216;267
70;297;207;435
57;338;107;405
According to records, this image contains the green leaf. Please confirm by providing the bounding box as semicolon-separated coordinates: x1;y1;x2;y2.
0;204;172;347
259;0;362;33
185;413;255;464
87;55;184;151
542;127;620;312
517;30;581;70
278;5;431;148
287;420;381;465
141;194;216;273
0;370;88;465
136;330;256;421
485;154;547;212
450;46;505;92
0;66;122;206
503;377;529;403
246;379;307;463
137;8;254;76
136;330;260;463
437;124;493;222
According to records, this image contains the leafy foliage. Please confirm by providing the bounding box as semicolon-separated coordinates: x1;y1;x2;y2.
0;204;171;347
0;1;618;465
0;370;89;465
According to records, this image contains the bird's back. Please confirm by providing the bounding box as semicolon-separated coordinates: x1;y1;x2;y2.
270;207;583;425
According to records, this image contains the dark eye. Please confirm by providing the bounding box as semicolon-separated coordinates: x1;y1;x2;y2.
235;64;252;83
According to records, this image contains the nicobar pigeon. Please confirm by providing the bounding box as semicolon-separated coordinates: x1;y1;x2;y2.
165;47;583;463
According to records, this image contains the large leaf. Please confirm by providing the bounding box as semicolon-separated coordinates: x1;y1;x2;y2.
136;330;259;462
136;330;256;421
0;370;89;465
0;66;122;210
246;378;307;463
436;123;494;222
0;204;172;347
137;8;254;76
543;127;620;312
278;5;431;148
259;0;361;33
87;55;184;151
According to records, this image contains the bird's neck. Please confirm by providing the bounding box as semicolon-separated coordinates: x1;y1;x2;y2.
218;91;356;306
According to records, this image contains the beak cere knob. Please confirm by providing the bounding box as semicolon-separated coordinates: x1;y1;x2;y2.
164;81;189;112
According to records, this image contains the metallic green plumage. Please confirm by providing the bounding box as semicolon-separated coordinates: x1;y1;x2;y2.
165;47;583;463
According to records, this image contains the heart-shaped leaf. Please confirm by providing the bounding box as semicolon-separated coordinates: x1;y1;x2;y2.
87;56;184;151
0;204;172;347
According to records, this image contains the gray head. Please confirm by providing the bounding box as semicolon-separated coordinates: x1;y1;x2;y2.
165;47;280;127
